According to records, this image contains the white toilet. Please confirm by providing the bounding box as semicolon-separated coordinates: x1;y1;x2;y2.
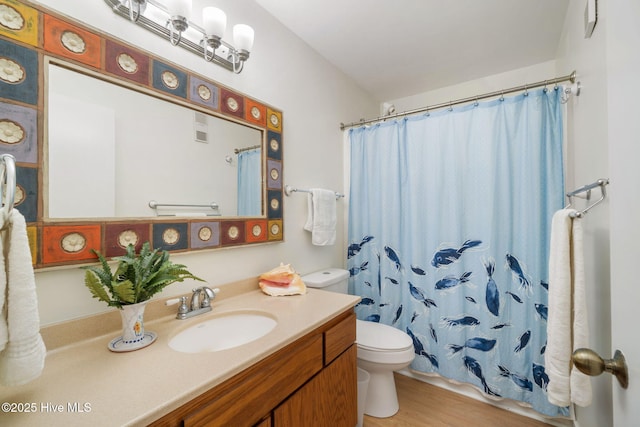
302;268;415;418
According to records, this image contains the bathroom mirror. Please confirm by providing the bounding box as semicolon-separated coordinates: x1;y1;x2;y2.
46;62;264;219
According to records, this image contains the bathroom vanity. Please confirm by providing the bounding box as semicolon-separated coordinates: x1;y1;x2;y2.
153;305;357;426
0;279;359;426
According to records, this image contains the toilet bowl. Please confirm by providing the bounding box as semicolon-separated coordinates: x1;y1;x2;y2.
302;268;416;418
356;319;414;417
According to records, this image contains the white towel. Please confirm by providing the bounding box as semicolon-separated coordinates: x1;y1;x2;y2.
303;188;337;246
545;208;592;407
0;211;6;350
0;209;46;386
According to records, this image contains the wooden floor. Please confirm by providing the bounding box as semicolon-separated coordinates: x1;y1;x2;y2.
363;373;553;427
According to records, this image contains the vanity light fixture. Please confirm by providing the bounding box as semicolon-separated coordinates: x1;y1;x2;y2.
231;24;254;73
107;0;255;73
165;0;191;45
202;6;226;61
125;0;146;22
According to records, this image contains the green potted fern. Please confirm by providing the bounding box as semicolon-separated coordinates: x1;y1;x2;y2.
83;242;204;352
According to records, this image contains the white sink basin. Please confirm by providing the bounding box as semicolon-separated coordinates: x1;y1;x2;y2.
168;311;277;353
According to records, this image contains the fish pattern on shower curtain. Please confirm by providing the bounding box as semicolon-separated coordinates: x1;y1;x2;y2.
347;88;569;417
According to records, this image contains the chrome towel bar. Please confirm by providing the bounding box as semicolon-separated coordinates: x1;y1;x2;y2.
284;185;345;199
566;178;609;218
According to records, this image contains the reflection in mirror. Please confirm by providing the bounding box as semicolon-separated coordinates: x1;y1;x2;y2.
46;62;263;219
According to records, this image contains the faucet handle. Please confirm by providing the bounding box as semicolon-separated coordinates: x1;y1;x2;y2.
177;296;189;317
166;296;188;308
166;296;189;319
165;297;181;306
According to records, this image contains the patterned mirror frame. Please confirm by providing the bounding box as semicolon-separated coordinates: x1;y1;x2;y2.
0;0;284;268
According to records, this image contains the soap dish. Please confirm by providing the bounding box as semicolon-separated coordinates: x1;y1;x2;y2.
108;331;157;352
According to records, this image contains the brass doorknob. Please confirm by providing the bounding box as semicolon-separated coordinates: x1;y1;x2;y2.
572;348;628;389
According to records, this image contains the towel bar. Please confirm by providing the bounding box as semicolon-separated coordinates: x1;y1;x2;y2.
284;185;344;199
565;178;609;217
148;200;219;210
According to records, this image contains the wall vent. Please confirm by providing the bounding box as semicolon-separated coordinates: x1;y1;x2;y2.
194;112;208;143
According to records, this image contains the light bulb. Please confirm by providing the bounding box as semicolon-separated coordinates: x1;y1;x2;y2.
165;0;191;17
203;7;226;37
233;24;254;52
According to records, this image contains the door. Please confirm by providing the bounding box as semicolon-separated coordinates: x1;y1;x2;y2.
607;1;640;425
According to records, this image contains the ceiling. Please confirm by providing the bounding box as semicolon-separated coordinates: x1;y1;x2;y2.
255;0;570;102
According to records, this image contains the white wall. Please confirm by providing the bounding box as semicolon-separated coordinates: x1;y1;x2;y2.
387;61;558;114
556;1;611;426
47;92;116;218
33;0;378;325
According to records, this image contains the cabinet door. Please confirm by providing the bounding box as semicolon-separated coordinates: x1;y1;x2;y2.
273;345;357;427
182;335;323;427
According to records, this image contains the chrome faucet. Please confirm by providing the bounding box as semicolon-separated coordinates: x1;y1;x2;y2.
190;286;217;311
167;287;220;320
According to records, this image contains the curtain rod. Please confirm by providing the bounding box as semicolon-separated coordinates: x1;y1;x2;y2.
234;144;261;154
340;70;577;131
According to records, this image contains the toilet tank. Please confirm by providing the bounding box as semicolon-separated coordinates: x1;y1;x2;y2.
302;268;349;294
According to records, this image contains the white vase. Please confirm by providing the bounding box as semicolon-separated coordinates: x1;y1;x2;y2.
120;301;148;344
108;300;157;352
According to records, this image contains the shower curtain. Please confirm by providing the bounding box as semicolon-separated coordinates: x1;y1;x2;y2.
347;88;568;417
237;148;261;216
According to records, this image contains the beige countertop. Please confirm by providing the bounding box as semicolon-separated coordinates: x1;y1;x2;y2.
0;278;360;426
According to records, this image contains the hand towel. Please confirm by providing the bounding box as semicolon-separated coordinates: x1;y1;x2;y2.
0;209;46;386
0;213;6;351
545;208;592;407
568;214;592;406
303;188;337;246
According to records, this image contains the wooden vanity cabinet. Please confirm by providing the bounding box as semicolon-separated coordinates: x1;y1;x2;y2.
150;310;357;427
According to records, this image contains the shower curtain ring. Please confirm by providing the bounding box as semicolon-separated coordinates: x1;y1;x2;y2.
524;84;528;96
543;80;548;93
500;91;504;102
448;101;453;112
474;97;479;107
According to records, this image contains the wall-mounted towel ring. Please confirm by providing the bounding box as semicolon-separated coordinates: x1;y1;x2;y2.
0;154;16;216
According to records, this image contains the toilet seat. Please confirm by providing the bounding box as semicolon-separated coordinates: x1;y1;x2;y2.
356;319;413;352
356;320;415;365
357;345;415;365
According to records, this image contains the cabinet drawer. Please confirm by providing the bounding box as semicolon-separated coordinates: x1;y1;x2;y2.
324;312;356;364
